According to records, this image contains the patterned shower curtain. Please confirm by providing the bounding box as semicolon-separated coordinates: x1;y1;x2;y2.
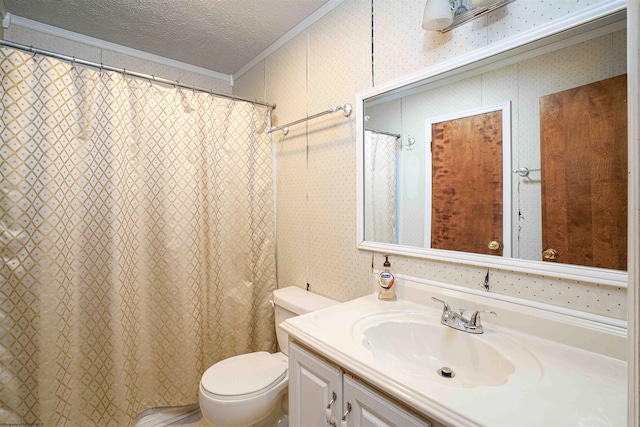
364;130;397;244
0;47;277;426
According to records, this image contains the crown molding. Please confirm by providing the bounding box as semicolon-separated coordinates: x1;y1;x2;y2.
8;15;231;84
233;0;345;81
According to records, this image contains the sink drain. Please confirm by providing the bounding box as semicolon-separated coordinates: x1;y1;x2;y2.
437;367;455;378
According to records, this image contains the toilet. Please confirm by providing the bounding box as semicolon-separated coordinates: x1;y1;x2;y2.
199;286;338;427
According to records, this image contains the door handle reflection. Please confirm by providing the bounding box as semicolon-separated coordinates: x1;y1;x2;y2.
542;248;558;260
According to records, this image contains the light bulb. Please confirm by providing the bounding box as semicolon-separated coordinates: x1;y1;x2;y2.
422;0;453;31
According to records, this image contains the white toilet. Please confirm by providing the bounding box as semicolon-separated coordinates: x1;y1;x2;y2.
199;286;338;427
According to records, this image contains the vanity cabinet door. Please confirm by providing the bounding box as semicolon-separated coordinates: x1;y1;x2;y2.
342;375;431;427
289;342;343;427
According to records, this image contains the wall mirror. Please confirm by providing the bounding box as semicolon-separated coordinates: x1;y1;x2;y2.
356;1;628;286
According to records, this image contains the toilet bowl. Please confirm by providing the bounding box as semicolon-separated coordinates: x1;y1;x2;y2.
199;352;288;427
199;287;337;427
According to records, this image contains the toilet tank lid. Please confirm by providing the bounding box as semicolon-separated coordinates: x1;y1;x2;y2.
273;287;338;315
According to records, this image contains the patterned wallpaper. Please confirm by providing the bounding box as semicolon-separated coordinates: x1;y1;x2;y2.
234;0;627;320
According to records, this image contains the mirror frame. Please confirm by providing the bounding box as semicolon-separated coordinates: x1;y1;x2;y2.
356;0;628;287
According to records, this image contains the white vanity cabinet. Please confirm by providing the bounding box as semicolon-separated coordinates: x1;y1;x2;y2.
289;341;342;426
342;375;431;427
289;342;432;427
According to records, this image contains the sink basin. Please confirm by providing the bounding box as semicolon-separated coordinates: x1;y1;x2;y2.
352;311;542;389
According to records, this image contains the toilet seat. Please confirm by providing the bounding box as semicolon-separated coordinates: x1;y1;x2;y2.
201;351;287;400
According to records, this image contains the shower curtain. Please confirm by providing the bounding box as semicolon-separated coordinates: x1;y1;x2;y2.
0;47;277;426
364;130;397;244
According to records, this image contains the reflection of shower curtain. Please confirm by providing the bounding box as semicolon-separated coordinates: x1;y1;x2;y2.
364;130;397;244
0;48;276;426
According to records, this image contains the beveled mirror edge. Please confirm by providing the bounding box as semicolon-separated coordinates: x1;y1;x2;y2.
355;0;628;288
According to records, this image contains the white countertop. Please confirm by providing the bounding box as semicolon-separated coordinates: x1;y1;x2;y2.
281;284;627;427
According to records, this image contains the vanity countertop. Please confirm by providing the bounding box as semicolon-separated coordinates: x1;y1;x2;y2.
281;285;627;427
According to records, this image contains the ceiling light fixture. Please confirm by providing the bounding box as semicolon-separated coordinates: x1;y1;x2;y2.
422;0;454;31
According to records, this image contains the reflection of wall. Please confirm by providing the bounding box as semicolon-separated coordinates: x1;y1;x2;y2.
369;30;626;259
233;0;626;320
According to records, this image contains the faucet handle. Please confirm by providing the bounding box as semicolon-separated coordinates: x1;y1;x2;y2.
469;310;497;328
431;297;452;314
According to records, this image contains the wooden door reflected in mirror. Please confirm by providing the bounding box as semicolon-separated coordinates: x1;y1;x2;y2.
540;74;628;270
427;105;509;256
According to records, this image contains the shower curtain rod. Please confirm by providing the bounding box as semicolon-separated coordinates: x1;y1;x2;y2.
365;127;401;139
268;103;352;135
0;39;276;110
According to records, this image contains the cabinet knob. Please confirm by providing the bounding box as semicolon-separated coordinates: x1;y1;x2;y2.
488;241;500;251
542;248;558;260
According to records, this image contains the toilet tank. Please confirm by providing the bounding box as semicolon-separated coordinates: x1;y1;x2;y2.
273;287;338;355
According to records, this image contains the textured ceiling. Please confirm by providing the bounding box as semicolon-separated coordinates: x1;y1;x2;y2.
3;0;330;75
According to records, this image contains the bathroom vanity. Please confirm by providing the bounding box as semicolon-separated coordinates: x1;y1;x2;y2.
289;342;433;426
281;278;627;426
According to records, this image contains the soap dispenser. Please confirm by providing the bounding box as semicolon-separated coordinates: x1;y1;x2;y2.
378;255;397;301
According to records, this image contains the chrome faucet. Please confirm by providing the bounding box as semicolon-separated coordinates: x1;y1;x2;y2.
431;297;496;334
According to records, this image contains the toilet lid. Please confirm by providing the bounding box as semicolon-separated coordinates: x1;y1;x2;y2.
201;352;287;397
